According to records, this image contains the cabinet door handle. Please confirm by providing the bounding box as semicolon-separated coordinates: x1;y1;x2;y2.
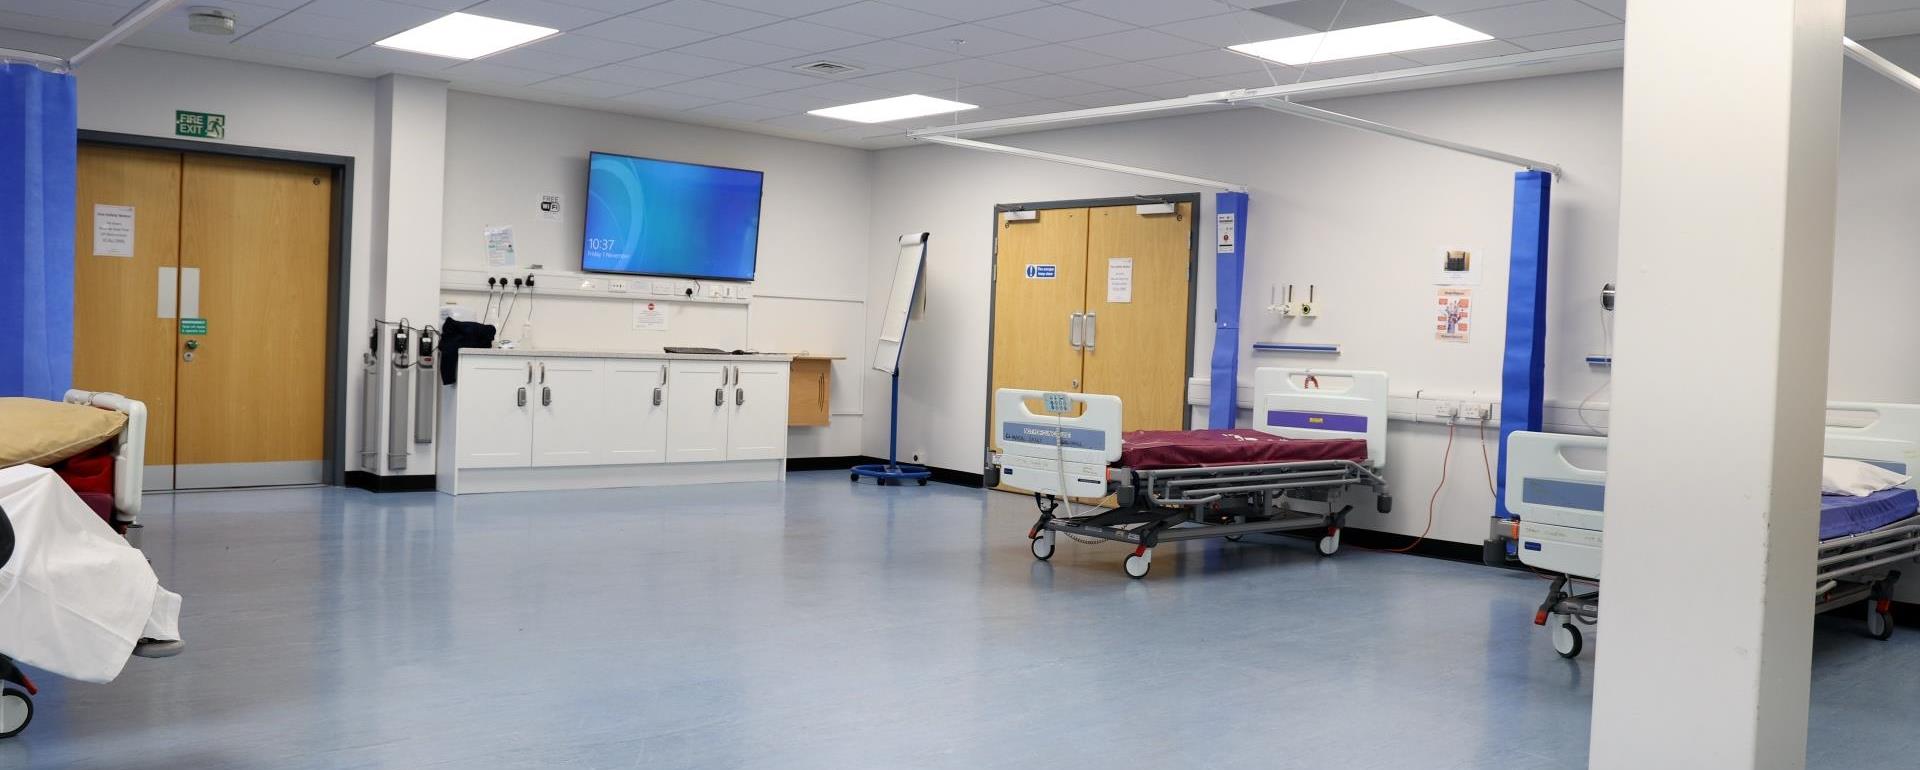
736;387;744;406
539;362;546;384
526;362;532;383
660;363;668;383
653;387;663;406
542;386;551;406
1085;313;1096;351
818;373;827;410
715;387;724;406
517;387;526;407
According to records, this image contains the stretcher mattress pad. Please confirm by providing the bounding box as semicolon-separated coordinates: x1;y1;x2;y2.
1821;487;1918;541
1119;429;1368;470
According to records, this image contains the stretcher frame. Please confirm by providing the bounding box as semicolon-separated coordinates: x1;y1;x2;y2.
990;368;1392;579
1499;401;1920;657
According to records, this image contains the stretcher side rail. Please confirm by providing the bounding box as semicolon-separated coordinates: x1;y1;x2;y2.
1142;460;1385;507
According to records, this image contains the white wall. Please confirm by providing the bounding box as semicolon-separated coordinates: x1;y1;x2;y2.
438;92;874;458
869;35;1920;546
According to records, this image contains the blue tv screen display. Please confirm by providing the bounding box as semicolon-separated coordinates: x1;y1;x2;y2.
581;152;764;281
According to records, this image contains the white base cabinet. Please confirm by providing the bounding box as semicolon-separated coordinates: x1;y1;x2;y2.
437;350;791;494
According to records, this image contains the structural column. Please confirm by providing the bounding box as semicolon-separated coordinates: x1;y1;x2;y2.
1590;2;1845;768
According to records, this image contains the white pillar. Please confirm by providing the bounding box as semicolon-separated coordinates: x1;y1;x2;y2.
1590;2;1846;768
364;74;447;475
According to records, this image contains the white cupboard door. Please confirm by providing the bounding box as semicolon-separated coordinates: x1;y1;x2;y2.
666;361;729;462
457;358;535;469
604;359;669;464
531;358;606;467
727;363;790;461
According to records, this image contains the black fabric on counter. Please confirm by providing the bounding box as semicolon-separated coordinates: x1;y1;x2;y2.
437;320;496;385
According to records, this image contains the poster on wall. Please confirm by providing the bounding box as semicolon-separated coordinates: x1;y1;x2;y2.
93;204;134;257
1107;257;1132;303
485;225;516;267
1436;287;1472;342
632;301;668;331
537;194;563;222
1434;246;1481;285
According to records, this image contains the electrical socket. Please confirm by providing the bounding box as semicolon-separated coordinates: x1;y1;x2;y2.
1429;400;1459;420
609;280;628;293
1460;402;1490;421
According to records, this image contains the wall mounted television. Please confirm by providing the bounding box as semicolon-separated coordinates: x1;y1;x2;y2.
580;151;764;281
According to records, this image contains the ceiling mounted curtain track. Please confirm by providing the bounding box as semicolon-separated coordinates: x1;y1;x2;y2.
68;0;183;68
0;48;70;72
915;135;1247;193
1844;37;1920;96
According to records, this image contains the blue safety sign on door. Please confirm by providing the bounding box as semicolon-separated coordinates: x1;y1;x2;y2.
1024;264;1057;279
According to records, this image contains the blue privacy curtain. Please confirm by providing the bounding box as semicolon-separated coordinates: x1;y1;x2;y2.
0;54;77;400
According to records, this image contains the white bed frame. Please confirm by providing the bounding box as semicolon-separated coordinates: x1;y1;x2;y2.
1503;401;1920;656
61;389;147;528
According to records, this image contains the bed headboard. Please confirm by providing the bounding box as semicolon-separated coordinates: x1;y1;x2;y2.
1252;368;1389;468
1505;401;1920;531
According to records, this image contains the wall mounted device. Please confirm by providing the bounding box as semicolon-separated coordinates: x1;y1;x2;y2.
361;322;382;470
414;327;438;444
387;323;412;471
1601;282;1616;311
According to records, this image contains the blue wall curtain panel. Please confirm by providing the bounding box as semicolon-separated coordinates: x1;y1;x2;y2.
1496;170;1553;520
0;58;78;399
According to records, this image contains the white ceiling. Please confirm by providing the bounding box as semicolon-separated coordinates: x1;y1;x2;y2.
4;0;1920;148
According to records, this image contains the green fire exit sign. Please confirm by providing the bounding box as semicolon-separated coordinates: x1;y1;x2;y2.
175;110;226;140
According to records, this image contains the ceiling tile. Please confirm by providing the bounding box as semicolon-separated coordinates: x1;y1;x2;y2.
845;68;962;94
257;3;442;43
711;0;859;17
1850;9;1920;39
913;57;1041;85
940;84;1037;107
1065;62;1194;89
339;45;463;71
877;0;1051;23
1394;38;1529;64
757;112;859;132
611;89;722;110
630;0;782;34
147;1;285;35
572;16;715;48
1064;0;1237;27
623;49;747;76
739;89;844;112
1506;22;1621;49
7;0;123;21
1129;77;1239;99
820;39;963;69
229;28;365;58
444;61;555;86
994;98;1081;118
228;0;325;8
575;62;697;87
708;66;829;90
1574;0;1624;18
690;100;792;121
1146;50;1270;78
977;5;1133;43
987;44;1123;73
530;75;638;97
1445;0;1617;38
994;72;1105;98
1067;28;1212;60
735;19;878;50
1289;54;1419;79
516;33;652;64
1398;0;1534;12
674;35;810;65
803;1;954;37
895;24;1043;57
657;76;773;100
1056;88;1154;107
540;0;671;12
473;47;604;75
464;0;615;30
1156;10;1316;47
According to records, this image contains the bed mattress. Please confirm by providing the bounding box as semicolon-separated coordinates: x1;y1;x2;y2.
1119;429;1368;470
1821;488;1919;541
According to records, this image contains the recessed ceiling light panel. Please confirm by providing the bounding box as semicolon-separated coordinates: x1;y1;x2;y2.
809;94;978;124
1229;16;1492;66
375;12;558;60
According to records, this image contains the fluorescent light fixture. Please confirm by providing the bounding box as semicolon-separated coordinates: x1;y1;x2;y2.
809;94;978;124
1230;16;1492;66
375;12;558;60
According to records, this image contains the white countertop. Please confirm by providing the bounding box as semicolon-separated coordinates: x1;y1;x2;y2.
462;347;793;363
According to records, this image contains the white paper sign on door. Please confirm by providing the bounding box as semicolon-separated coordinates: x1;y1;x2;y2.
93;204;135;257
1107;257;1133;303
632;301;668;331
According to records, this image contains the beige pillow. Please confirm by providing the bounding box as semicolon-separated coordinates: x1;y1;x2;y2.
0;397;129;467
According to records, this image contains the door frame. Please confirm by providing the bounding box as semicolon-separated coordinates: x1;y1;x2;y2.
982;193;1202;478
78;130;355;486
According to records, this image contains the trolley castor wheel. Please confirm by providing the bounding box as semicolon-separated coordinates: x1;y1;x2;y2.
1376;495;1394;513
1553;618;1584;658
1223;534;1243;542
850;473;859;482
1030;531;1055;561
0;685;31;740
1317;529;1342;557
1123;549;1152;579
917;478;928;486
1869;602;1895;641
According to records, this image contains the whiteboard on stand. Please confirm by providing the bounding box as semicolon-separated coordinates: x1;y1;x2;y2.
874;232;929;374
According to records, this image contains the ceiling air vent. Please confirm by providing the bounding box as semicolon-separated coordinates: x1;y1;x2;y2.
793;60;861;77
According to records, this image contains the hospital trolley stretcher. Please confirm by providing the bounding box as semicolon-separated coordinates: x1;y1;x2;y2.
990;368;1393;579
1488;404;1920;658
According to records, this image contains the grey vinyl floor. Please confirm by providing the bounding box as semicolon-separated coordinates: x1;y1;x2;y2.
3;471;1916;769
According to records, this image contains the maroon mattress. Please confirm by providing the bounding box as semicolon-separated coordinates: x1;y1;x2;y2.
1119;429;1368;470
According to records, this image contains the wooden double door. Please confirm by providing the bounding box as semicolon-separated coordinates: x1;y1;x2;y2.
73;144;335;489
990;202;1195;442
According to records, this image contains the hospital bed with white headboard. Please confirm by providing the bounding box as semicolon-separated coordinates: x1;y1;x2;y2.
989;368;1391;579
1494;401;1920;658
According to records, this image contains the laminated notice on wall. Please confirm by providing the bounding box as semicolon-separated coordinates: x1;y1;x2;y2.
93;204;134;257
1107;257;1133;303
1216;213;1236;253
485;225;516;267
1436;287;1472;342
633;301;668;332
537;194;562;222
